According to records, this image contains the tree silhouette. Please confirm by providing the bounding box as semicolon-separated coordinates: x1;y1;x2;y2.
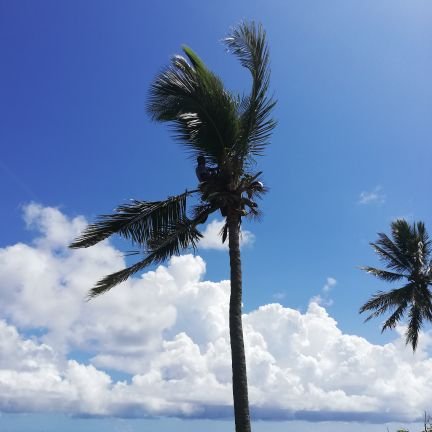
70;22;276;432
360;219;432;350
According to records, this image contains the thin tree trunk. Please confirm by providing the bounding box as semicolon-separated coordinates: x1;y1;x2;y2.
227;214;252;432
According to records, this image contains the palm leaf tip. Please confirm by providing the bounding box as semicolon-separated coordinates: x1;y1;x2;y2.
87;254;156;299
88;273;124;299
224;21;276;158
224;21;268;72
360;266;405;282
69;226;105;249
181;45;207;72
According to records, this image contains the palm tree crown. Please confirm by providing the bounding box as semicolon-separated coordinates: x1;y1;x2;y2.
360;219;432;350
70;22;276;298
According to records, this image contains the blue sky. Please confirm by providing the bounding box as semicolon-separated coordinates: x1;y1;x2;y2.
1;1;432;431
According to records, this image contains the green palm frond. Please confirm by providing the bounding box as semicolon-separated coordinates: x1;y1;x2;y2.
69;192;192;249
224;21;277;159
360;266;405;282
147;46;239;165
88;218;203;298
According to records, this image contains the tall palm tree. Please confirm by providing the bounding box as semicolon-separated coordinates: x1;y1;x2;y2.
359;219;432;351
70;22;276;432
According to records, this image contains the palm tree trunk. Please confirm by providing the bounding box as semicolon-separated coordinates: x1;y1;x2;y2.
227;214;252;432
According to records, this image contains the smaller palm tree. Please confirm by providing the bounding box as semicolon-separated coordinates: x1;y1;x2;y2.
360;219;432;350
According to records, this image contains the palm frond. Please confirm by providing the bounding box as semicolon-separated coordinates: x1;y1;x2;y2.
415;284;432;322
190;202;218;225
360;266;405;282
220;221;229;244
147;47;239;165
381;300;409;331
406;305;423;351
88;255;155;299
390;219;419;269
370;240;411;273
244;206;263;222
224;21;277;158
359;283;414;321
70;192;192;249
88;218;203;298
146;219;202;259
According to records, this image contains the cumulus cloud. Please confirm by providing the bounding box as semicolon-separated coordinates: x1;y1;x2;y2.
199;219;255;250
1;204;432;422
358;186;386;205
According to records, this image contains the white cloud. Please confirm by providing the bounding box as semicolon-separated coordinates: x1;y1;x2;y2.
311;277;337;307
1;204;432;422
323;277;337;293
199;219;255;250
358;186;386;205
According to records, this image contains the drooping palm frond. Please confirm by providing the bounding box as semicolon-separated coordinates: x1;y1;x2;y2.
224;21;277;159
381;299;409;332
147;46;239;165
360;219;432;351
406;269;432;350
359;284;414;322
220;221;229;244
87;202;218;298
406;305;423;351
88;218;203;298
69;192;193;249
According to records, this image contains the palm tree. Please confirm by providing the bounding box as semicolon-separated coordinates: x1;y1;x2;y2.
70;22;276;432
359;219;432;351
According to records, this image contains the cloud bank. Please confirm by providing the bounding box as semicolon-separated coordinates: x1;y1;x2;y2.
0;204;431;422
